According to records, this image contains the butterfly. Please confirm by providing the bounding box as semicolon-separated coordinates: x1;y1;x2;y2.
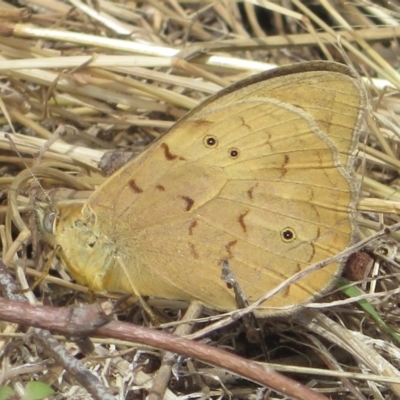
39;61;366;317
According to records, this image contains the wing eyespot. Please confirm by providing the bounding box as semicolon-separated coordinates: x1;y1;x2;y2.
228;148;239;158
204;135;218;148
281;227;296;243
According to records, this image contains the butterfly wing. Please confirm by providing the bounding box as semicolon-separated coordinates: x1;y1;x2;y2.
76;62;365;316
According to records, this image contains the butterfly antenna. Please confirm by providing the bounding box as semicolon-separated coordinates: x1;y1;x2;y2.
5;133;53;206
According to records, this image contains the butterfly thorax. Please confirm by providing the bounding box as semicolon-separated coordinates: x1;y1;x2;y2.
41;203;117;291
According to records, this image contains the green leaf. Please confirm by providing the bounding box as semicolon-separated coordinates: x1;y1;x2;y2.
0;386;16;400
24;382;54;400
338;277;400;345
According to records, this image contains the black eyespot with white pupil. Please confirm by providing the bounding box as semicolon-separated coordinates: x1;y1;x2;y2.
229;148;239;158
204;135;218;148
281;227;296;243
43;211;56;234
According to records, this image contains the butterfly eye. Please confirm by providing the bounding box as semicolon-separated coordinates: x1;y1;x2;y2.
204;135;218;148
280;228;296;243
43;211;56;234
228;148;239;158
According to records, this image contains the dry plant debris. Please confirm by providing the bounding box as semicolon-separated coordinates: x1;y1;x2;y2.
1;1;400;399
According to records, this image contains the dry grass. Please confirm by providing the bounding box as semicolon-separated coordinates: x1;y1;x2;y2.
1;0;400;399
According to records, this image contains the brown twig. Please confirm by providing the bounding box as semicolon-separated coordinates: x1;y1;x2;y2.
0;260;114;400
0;295;329;400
